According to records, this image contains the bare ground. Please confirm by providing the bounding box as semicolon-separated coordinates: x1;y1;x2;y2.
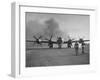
26;48;89;67
26;47;89;67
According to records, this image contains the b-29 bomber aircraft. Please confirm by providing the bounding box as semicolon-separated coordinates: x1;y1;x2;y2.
26;35;90;48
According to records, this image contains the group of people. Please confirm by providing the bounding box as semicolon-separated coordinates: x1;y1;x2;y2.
55;37;86;56
74;41;85;56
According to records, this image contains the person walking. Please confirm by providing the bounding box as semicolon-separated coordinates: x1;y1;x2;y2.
57;37;63;48
81;42;85;54
74;41;79;56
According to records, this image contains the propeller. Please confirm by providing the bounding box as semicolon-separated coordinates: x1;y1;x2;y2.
33;35;43;40
45;35;53;41
79;38;84;43
38;35;42;39
33;35;43;46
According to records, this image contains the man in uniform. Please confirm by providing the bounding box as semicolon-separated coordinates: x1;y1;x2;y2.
67;39;72;48
48;40;53;48
81;42;85;54
57;37;63;48
74;41;79;56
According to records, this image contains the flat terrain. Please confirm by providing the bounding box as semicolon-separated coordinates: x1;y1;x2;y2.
26;47;89;67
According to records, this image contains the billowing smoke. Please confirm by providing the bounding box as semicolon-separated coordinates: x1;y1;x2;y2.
26;18;68;40
42;18;66;40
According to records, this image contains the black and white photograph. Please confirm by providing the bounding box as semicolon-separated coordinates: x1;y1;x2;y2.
25;12;90;67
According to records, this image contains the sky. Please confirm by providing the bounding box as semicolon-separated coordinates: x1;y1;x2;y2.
26;12;90;40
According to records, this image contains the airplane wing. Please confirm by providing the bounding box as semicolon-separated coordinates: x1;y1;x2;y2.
26;40;58;44
26;40;36;42
40;41;49;43
63;40;90;44
52;41;58;44
83;40;90;42
72;40;90;42
63;41;68;43
26;40;90;43
40;41;58;44
63;41;76;43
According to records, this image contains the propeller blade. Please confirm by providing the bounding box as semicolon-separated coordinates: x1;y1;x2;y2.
50;35;53;40
33;35;37;40
39;35;42;39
